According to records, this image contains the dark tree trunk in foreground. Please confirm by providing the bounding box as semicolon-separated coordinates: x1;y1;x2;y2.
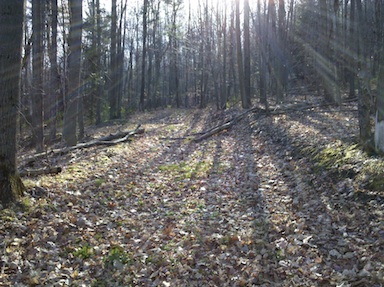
356;0;372;148
63;0;82;146
0;1;26;205
374;1;384;152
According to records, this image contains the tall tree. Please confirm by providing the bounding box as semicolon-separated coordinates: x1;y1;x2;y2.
243;0;252;109
374;0;384;152
276;0;287;103
257;0;268;109
95;0;103;124
140;0;149;111
48;0;60;142
235;0;245;108
375;56;384;152
169;0;181;108
63;0;83;146
32;0;44;151
0;1;26;205
356;0;372;147
109;0;118;118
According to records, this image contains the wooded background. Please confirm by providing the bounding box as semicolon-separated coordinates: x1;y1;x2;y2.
14;0;384;150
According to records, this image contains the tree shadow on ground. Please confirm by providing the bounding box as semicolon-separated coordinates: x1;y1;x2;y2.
248;110;383;286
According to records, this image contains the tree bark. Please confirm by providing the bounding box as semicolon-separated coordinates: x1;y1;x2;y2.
0;1;26;205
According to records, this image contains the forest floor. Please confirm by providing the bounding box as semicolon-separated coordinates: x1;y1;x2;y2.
1;99;383;286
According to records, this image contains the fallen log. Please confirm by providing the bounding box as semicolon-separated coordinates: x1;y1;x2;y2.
193;107;264;142
20;166;62;177
193;121;235;142
72;125;144;149
20;125;144;165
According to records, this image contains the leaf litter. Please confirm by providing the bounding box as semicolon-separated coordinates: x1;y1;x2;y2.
1;106;383;286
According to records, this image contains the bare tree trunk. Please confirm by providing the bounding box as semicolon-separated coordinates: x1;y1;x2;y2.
0;1;26;205
48;0;60;143
356;0;372;148
277;0;287;103
348;0;356;99
63;0;82;146
243;0;252;109
374;1;384;152
140;0;148;111
95;0;102;124
109;0;118;118
257;0;268;110
32;0;44;152
221;3;228;109
375;62;384;152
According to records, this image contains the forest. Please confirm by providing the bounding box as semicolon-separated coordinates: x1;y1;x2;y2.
0;0;383;286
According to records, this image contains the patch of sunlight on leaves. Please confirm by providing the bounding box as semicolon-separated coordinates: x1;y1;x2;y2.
73;245;93;259
166;124;178;132
19;197;33;212
158;159;212;181
104;245;133;268
94;178;105;187
0;208;17;221
304;141;384;191
22;178;37;190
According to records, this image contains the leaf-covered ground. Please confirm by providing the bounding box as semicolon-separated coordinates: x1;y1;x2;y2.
1;104;383;286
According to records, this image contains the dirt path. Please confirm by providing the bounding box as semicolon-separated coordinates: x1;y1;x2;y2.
1;108;383;286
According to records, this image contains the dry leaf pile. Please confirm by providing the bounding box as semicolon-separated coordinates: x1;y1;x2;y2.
1;106;383;286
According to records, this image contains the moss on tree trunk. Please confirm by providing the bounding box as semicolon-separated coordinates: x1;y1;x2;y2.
0;160;25;206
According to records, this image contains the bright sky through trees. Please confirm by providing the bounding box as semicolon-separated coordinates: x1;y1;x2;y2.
99;0;237;14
